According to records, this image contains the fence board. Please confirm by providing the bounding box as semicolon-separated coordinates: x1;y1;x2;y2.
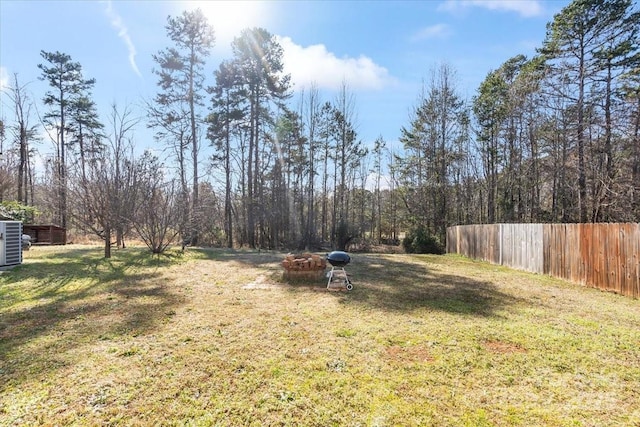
501;223;544;273
447;223;640;298
544;224;584;284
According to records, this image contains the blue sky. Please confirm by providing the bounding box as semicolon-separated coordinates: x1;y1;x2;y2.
0;0;569;157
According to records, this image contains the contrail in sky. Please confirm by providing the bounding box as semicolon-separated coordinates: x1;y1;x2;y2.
103;0;142;78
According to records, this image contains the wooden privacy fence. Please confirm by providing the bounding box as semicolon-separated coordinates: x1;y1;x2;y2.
446;223;640;298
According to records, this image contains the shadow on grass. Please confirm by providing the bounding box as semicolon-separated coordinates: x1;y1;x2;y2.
187;247;285;266
186;248;522;317
279;253;523;317
0;247;185;392
0;247;519;392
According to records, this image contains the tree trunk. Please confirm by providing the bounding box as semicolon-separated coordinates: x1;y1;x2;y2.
189;56;199;244
104;225;112;259
59;90;67;229
577;38;588;223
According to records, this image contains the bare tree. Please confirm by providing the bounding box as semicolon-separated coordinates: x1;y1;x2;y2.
4;74;40;205
133;154;182;254
69;104;139;258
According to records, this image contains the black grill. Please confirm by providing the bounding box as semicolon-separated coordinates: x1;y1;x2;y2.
326;251;350;267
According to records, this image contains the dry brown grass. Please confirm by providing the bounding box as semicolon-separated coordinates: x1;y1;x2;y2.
1;245;639;426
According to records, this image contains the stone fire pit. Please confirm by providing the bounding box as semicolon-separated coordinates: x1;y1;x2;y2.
281;253;327;281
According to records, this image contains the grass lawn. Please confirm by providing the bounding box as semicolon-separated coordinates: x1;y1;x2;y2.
1;245;639;426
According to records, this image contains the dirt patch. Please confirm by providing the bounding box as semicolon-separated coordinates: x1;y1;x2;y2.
483;340;527;354
242;275;286;290
384;344;434;363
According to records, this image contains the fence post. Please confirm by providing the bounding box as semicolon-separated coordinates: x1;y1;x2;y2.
499;224;503;266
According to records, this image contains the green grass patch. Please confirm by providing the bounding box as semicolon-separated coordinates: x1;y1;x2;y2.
1;245;639;426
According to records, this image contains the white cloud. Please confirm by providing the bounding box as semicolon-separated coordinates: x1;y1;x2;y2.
439;0;543;17
365;172;391;192
411;24;453;41
0;66;9;92
277;36;393;91
103;0;142;77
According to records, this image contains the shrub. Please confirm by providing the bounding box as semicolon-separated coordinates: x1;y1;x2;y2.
0;201;38;223
403;226;444;254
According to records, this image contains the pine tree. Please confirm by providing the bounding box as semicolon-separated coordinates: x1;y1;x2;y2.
540;0;639;222
208;59;247;248
231;27;291;248
38;51;96;229
151;8;215;243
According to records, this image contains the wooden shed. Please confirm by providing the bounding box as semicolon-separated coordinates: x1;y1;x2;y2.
23;225;66;245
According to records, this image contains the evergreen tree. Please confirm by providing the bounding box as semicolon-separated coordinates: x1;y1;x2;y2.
231;27;290;248
208;59;246;248
151;8;215;243
400;64;466;242
540;0;639;221
69;95;104;188
38;50;96;229
473;69;508;224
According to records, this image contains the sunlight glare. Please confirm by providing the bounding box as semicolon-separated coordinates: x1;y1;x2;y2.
185;1;270;48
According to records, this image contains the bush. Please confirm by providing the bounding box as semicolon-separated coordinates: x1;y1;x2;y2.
403;226;444;254
0;201;38;223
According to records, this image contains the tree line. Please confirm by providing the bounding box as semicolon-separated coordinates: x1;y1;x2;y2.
397;0;639;247
0;0;638;257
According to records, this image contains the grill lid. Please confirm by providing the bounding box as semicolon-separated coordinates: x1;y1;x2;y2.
327;251;350;266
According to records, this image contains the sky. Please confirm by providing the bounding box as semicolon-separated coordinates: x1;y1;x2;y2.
0;0;571;162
